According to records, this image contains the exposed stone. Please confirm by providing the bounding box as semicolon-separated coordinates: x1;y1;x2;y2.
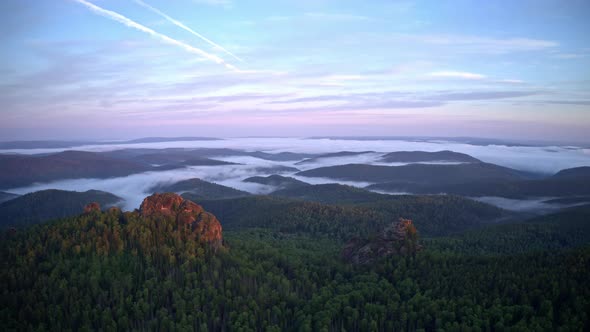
342;218;421;265
83;202;101;213
139;193;184;217
139;193;222;248
107;206;122;214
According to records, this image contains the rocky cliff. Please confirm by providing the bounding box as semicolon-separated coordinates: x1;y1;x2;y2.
84;193;223;249
342;218;421;264
139;193;223;248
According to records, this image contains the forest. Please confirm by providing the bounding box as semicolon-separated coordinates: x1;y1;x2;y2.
1;195;589;331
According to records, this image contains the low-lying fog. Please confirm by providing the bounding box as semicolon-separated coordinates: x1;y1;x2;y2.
472;196;587;213
4;137;590;212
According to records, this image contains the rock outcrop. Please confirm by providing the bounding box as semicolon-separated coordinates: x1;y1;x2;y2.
342;218;421;265
139;193;223;248
107;206;122;214
83;202;101;213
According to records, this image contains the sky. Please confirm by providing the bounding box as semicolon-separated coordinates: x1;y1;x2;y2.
1;0;589;142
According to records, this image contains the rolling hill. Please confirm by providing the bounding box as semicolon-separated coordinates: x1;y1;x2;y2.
379;150;480;163
271;183;390;204
0;189;121;228
0;151;161;189
297;162;530;184
150;178;250;200
368;166;590;198
199;194;509;237
295;151;375;165
244;175;309;190
0;191;18;204
428;204;590;255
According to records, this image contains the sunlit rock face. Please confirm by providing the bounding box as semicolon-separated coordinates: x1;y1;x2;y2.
139;193;222;248
342;218;422;265
83;202;101;213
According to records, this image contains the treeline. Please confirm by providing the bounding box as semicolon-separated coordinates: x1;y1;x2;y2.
200;194;506;239
2;206;589;331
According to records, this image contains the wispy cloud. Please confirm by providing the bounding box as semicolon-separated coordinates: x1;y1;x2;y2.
424;90;538;101
395;34;558;54
304;12;371;22
498;79;525;84
73;0;239;71
429;71;486;80
267;89;540;111
192;0;233;8
552;53;587;59
134;0;243;62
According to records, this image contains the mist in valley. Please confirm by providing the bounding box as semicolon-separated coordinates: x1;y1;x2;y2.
4;137;589;212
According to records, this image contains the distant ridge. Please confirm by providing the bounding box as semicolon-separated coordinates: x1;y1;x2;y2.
305;136;583;147
150;178;250;200
0;189;121;228
379;150;480;163
0;191;19;204
297;162;531;184
368;166;590;199
244;175;309;190
0;137;222;150
296;151;375;165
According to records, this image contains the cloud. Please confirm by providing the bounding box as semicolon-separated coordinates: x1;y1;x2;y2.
552;53;587;59
425;90;539;101
73;0;239;71
538;100;590;106
304;12;371;22
497;79;524;84
192;0;232;8
472;197;567;213
4;138;590;211
429;71;486;80
267;89;539;110
394;34;558;54
133;0;243;62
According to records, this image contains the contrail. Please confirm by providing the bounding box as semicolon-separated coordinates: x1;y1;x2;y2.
73;0;238;71
134;0;244;62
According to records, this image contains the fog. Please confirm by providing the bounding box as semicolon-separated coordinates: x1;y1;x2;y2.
2;137;588;174
472;196;581;213
3;138;590;212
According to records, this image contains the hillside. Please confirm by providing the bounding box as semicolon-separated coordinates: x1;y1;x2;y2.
199;194;508;237
2;194;587;331
104;148;314;162
150;178;250;199
297;162;529;184
0;151;159;189
271;183;390;204
368;166;590;198
295;151;375;165
130;151;236;166
0;137;221;149
379;150;480;163
428;204;590;255
0;189;121;228
0;191;18;204
552;166;590;179
244;175;309;190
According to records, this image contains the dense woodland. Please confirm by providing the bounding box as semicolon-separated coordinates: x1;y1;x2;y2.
1;193;589;331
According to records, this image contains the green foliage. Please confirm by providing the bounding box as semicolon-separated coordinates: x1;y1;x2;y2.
0;189;121;228
271;183;388;204
427;204;590;255
1;202;589;331
151;178;250;199
297;162;529;184
201;194;506;238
